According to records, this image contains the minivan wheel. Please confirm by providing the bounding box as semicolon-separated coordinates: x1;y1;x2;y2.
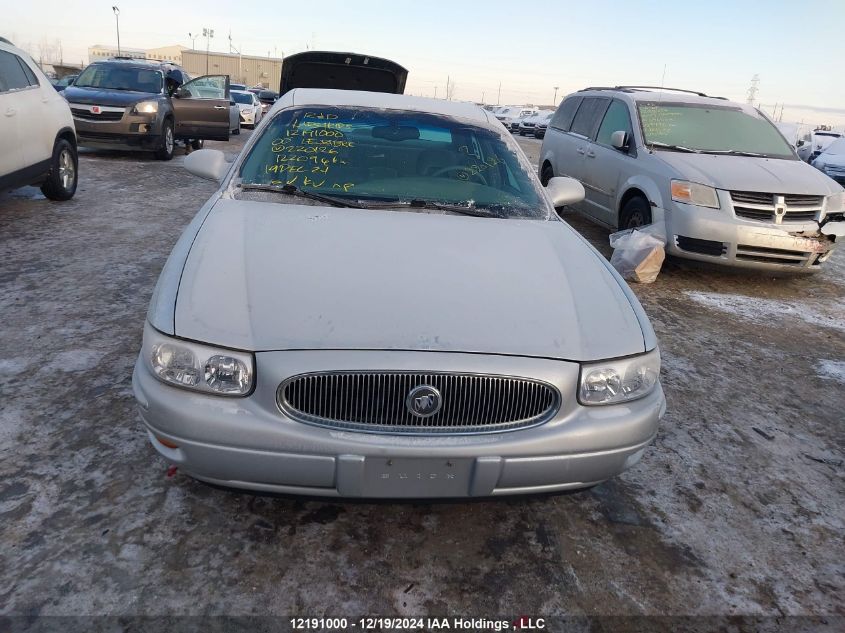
155;119;175;160
540;164;554;186
620;196;652;228
41;139;78;201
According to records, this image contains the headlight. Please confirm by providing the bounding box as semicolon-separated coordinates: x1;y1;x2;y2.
143;322;254;396
132;101;158;114
825;191;845;213
578;348;661;406
671;180;720;209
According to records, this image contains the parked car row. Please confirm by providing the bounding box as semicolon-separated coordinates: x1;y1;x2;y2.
538;86;845;272
811;137;845;185
797;128;842;163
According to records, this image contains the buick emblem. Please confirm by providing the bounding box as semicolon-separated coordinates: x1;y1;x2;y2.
406;385;442;418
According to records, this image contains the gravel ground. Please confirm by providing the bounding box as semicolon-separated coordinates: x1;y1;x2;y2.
1;129;843;625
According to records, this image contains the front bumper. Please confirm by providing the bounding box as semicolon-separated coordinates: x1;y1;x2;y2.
664;194;839;272
72;108;163;150
239;110;256;125
133;350;664;498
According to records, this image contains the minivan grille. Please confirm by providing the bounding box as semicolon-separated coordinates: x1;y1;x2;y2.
730;191;823;223
278;372;560;435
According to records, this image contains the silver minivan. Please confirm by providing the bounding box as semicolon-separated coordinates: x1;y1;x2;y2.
539;86;845;271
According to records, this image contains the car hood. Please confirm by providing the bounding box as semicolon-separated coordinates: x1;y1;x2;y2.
279;51;408;96
655;152;841;195
174;200;645;361
62;86;159;106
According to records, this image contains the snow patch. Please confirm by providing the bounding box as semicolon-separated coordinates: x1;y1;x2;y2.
816;359;845;383
685;291;845;332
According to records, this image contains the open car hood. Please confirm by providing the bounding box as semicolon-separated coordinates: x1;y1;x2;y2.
279;51;408;96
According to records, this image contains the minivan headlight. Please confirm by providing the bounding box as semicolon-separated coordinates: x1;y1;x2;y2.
671;180;720;209
143;322;254;396
825;191;845;213
578;349;661;406
132;101;158;114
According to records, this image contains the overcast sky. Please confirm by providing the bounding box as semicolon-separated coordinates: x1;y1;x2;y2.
6;0;844;127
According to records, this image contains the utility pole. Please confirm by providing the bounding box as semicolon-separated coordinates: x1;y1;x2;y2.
553;86;559;105
229;32;242;83
746;74;759;106
481;91;485;104
446;75;450;100
497;81;501;106
202;28;214;74
112;6;121;56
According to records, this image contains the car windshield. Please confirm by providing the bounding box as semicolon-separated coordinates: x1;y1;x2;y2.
74;64;162;93
637;102;795;159
232;91;254;105
238;106;547;218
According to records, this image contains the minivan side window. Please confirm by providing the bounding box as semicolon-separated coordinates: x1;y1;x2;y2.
0;50;32;93
549;96;582;132
570;97;610;139
596;100;633;147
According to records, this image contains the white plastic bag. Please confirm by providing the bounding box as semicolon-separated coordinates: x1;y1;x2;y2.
609;223;667;284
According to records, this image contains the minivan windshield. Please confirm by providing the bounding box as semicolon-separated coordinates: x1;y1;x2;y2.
74;64;163;93
238;106;547;218
638;102;795;159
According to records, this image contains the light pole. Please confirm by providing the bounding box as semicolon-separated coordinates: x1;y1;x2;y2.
202;28;214;74
112;6;121;56
553;86;559;105
188;32;198;49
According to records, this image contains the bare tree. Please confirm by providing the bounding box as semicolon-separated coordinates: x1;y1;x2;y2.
446;77;457;101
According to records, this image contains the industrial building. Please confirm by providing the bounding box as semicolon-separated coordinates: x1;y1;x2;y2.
181;49;283;90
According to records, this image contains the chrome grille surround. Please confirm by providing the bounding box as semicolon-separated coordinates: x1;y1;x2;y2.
277;371;561;435
729;190;823;223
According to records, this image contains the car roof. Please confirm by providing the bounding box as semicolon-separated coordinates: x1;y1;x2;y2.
90;57;177;71
282;88;492;124
574;86;761;113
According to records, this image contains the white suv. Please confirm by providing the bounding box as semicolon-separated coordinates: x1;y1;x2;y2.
539;86;845;272
0;37;78;200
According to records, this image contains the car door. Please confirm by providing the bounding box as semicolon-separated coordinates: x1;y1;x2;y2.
581;99;635;226
564;97;610;219
171;74;230;141
0;49;36;178
542;96;583;183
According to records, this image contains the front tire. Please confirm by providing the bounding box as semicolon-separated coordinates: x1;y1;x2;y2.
540;163;554;186
155;119;175;160
620;196;652;229
40;138;78;201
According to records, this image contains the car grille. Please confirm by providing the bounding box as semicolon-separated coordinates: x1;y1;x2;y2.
70;108;124;121
676;236;727;257
730;191;823;223
735;244;817;266
278;372;560;435
523;122;535;127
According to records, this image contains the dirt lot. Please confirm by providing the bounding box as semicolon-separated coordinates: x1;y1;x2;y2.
1;129;843;626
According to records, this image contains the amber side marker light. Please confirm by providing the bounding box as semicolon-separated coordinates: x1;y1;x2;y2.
156;437;180;449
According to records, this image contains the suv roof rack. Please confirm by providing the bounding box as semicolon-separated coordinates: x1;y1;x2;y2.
580;85;726;100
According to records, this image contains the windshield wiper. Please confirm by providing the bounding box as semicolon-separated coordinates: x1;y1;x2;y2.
356;198;500;218
700;149;768;158
239;183;364;208
648;141;701;153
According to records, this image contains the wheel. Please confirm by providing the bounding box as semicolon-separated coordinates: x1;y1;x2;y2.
540;163;554;186
40;138;78;201
155;119;175;160
190;139;204;150
620;196;652;229
233;123;240;135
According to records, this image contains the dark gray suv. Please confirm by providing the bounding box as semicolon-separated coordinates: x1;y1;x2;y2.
63;58;231;160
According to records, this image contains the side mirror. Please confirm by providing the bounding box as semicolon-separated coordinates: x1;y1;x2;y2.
545;176;585;207
185;149;229;182
796;140;805;147
611;130;630;151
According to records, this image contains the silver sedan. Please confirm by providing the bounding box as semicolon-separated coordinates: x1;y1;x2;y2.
132;89;665;498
